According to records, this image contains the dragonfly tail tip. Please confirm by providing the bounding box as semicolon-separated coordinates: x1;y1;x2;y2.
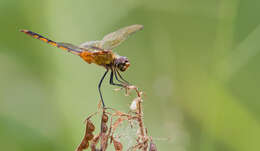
20;29;28;33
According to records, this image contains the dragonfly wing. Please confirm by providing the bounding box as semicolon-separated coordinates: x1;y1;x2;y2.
79;40;104;51
57;42;83;54
57;42;82;50
100;24;143;50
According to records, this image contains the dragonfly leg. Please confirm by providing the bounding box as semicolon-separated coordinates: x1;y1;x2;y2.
109;70;124;87
114;70;129;86
115;69;130;85
112;68;125;84
98;69;109;107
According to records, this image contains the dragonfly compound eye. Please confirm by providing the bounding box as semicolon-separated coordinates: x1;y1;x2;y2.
115;56;130;72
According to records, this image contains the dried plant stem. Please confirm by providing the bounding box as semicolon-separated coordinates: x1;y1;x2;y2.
76;85;157;151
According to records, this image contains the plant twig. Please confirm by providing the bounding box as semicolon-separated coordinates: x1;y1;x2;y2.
76;85;157;151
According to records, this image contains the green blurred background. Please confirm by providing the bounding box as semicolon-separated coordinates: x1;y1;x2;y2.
1;0;260;151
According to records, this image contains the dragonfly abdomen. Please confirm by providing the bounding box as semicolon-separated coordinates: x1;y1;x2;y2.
21;29;58;46
20;29;81;55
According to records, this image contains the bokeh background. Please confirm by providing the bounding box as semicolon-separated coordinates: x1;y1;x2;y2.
1;0;260;151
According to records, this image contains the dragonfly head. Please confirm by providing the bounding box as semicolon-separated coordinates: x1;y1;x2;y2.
114;56;130;72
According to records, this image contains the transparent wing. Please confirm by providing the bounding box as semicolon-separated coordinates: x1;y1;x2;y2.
57;42;82;50
101;24;143;50
79;24;143;50
79;40;104;51
57;42;83;54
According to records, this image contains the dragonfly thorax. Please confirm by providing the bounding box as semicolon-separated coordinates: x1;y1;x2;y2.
114;56;130;72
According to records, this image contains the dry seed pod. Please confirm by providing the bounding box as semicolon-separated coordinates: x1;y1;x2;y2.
101;135;109;150
90;135;100;151
87;120;95;132
86;133;94;140
76;140;89;151
113;139;123;151
77;121;94;151
102;113;109;123
101;122;108;133
82;141;89;149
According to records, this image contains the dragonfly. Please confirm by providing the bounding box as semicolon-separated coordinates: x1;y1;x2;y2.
21;24;143;107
